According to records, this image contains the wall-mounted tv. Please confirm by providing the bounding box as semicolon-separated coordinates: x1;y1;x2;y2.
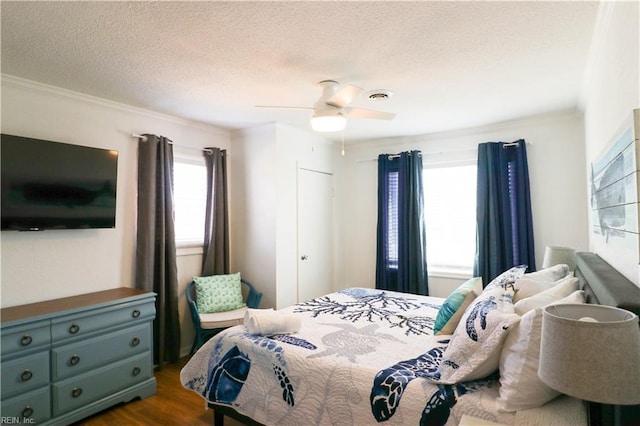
1;134;118;231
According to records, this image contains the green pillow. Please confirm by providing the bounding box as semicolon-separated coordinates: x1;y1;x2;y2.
193;273;245;313
433;277;483;335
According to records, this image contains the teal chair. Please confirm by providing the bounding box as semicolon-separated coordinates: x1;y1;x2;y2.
186;278;262;353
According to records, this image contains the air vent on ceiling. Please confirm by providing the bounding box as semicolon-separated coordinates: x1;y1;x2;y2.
366;90;393;101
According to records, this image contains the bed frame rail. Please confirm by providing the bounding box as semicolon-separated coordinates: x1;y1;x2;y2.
574;252;640;426
575;252;640;315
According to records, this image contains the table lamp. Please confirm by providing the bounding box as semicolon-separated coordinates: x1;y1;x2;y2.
539;304;640;405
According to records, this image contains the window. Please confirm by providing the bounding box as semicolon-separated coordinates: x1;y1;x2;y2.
423;164;477;273
173;157;207;246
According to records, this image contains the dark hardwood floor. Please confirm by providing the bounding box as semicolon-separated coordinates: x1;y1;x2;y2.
74;356;244;426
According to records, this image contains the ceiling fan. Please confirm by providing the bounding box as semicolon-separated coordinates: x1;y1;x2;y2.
256;80;396;132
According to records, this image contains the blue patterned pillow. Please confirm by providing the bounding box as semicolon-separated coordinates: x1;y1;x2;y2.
194;273;245;313
437;284;519;384
433;277;482;335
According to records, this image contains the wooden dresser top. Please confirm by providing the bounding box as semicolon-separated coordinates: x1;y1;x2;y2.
1;287;154;324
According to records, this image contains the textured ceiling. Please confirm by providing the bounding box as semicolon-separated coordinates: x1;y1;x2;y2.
1;1;600;143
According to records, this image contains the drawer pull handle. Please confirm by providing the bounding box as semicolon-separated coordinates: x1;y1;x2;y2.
132;309;141;318
21;334;33;346
70;355;81;366
22;406;34;418
132;366;141;376
72;387;83;398
69;323;80;334
131;337;140;347
21;369;33;381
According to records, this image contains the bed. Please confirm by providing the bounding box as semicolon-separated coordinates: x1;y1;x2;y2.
180;252;640;426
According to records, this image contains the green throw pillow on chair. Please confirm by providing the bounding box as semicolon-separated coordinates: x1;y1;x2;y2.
193;273;245;313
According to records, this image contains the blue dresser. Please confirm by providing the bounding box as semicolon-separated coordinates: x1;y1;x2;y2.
1;288;157;425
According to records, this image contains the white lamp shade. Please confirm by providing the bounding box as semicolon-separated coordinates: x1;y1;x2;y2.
539;304;640;405
542;246;576;270
310;112;346;132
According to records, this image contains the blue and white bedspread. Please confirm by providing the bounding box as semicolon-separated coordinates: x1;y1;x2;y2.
180;288;516;426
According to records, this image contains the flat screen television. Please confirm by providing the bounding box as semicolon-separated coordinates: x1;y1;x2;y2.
1;134;118;231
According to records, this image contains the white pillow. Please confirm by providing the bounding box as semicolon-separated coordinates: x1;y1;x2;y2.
437;285;520;384
513;274;577;303
514;277;579;315
522;264;570;282
497;290;585;412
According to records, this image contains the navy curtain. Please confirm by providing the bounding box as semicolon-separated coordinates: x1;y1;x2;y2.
376;151;428;295
474;140;535;286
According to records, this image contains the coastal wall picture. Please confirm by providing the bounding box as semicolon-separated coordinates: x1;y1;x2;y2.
590;109;640;286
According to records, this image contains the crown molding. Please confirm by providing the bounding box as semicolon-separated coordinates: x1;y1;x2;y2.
1;74;229;137
348;108;581;151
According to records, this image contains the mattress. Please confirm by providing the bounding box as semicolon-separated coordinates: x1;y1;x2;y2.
180;288;528;425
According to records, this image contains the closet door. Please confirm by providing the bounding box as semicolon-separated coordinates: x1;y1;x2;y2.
297;167;334;302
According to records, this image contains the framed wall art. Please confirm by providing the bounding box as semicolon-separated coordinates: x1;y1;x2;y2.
590;109;640;286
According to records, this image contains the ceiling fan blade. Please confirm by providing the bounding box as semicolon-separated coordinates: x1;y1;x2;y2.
345;107;396;120
326;84;364;108
255;105;312;110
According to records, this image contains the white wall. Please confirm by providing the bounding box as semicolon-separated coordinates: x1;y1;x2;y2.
581;1;640;285
341;111;589;294
229;124;278;308
230;123;343;309
275;124;344;307
1;75;230;355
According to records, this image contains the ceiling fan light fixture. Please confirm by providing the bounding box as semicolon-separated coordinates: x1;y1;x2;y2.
310;111;346;132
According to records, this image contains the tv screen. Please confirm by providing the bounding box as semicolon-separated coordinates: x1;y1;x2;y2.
1;134;118;230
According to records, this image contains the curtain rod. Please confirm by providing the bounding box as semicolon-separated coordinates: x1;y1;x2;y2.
502;141;520;148
132;133;214;154
357;147;472;163
356;141;530;163
386;152;422;160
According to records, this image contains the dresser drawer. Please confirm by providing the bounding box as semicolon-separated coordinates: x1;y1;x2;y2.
52;351;152;416
1;351;50;399
52;323;151;380
1;320;50;356
0;385;51;423
51;299;155;342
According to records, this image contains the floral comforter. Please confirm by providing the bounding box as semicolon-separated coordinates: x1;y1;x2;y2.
180;288;515;426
